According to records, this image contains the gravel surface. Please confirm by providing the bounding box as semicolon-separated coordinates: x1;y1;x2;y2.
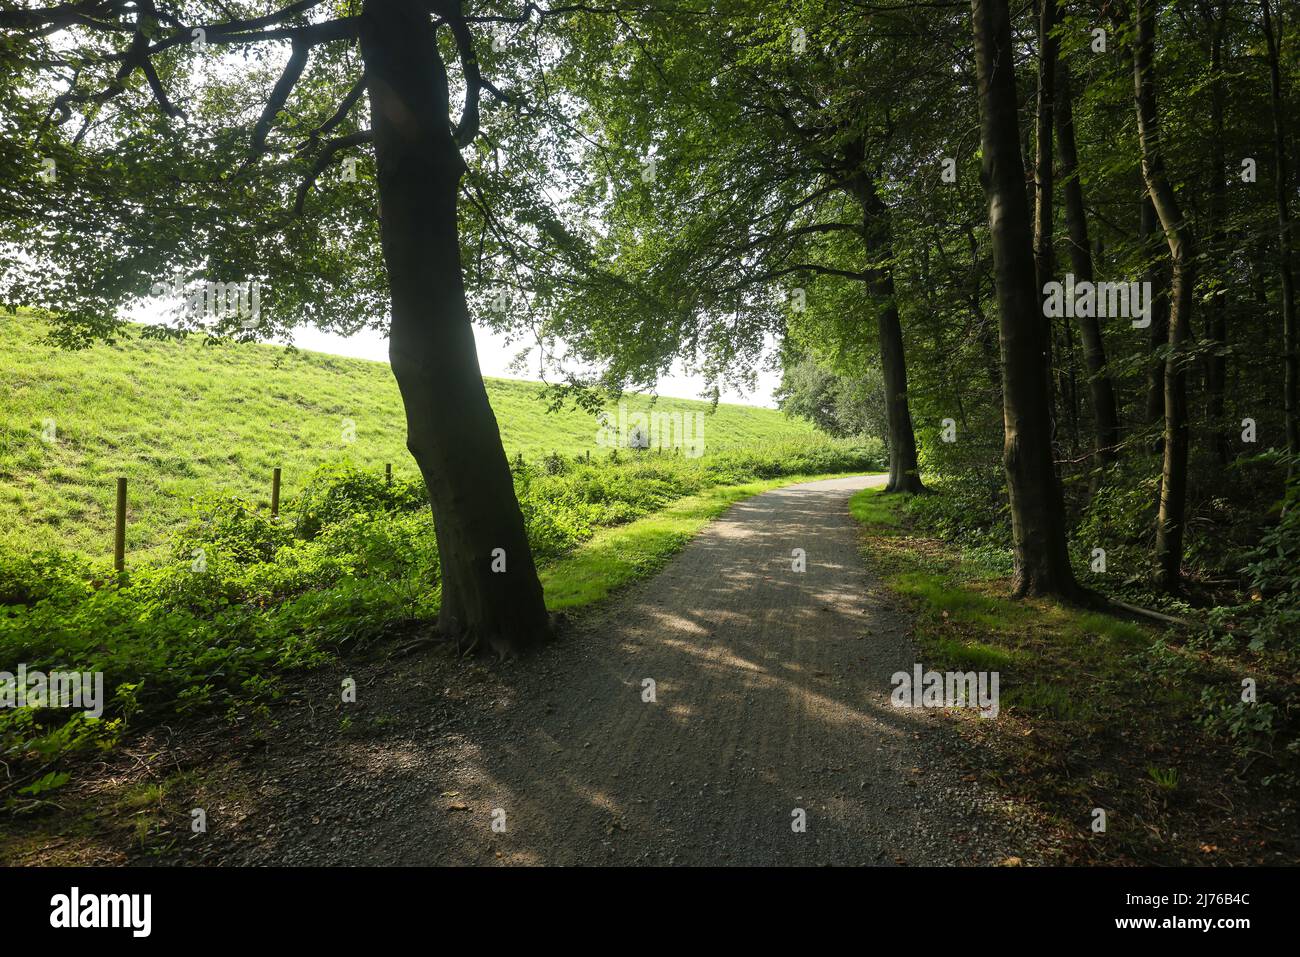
151;475;1044;866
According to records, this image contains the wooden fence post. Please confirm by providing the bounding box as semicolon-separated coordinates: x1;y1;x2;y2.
385;463;392;485
271;467;282;519
114;477;126;573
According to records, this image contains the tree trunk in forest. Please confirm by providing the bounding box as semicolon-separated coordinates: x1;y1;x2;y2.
1134;0;1195;592
359;0;551;655
1034;0;1062;457
1056;60;1121;467
1061;308;1082;457
851;175;926;494
1262;0;1300;470
1206;10;1229;463
1141;196;1171;427
874;282;925;493
971;0;1080;599
1033;0;1057;301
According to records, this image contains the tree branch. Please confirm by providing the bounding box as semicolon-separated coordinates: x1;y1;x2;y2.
298;73;367;151
429;0;484;148
245;39;310;165
294;130;373;215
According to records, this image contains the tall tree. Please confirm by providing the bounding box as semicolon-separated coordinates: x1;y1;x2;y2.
1033;0;1058;302
1134;0;1196;591
850;161;926;494
1201;0;1230;463
0;0;555;653
1034;0;1061;455
361;0;549;653
1055;58;1121;467
538;3;932;488
971;0;1080;598
1141;195;1173;428
1261;0;1299;469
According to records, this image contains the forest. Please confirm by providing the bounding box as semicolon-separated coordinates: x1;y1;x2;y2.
0;0;1297;880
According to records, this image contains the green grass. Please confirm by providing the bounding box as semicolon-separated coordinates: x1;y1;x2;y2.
848;485;903;531
0;312;820;559
849;487;1154;676
0;310;882;797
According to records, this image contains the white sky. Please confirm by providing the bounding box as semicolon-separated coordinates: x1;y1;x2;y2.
124;293;781;407
289;323;783;408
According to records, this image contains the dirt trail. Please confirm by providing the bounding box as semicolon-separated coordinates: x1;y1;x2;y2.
151;475;1041;866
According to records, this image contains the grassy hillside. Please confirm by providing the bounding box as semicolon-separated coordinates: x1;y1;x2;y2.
0;313;816;559
0;314;879;794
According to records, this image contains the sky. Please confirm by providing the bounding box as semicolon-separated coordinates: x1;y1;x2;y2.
124;292;782;408
288;323;784;408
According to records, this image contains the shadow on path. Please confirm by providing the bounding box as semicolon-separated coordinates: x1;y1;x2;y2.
171;476;1040;866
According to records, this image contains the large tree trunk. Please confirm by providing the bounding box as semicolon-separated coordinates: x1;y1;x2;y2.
851;175;926;494
875;283;925;493
1056;59;1121;466
359;0;551;654
1262;0;1300;470
1134;0;1195;592
971;0;1080;599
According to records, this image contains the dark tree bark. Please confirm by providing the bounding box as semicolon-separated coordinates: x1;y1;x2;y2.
1262;0;1300;469
971;0;1080;599
359;0;551;654
1134;0;1196;592
1060;302;1082;458
1056;59;1121;467
851;175;926;494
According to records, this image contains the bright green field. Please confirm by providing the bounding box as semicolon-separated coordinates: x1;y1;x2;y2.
0;313;817;559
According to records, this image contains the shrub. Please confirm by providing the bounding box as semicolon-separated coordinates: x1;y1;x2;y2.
904;467;1011;551
291;462;426;539
0;544;92;607
171;493;292;567
0;436;879;783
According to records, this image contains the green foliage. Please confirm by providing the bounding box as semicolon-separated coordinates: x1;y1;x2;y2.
517;440;885;563
0;440;880;786
1227;470;1300;650
18;772;71;798
1072;464;1161;587
0;548;92;607
0;312;820;560
1198;691;1280;743
1146;766;1179;792
903;471;1012;553
291;463;427;540
776;355;888;441
172;494;293;567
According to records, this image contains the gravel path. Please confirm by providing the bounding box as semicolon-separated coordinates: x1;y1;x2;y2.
159;475;1039;866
